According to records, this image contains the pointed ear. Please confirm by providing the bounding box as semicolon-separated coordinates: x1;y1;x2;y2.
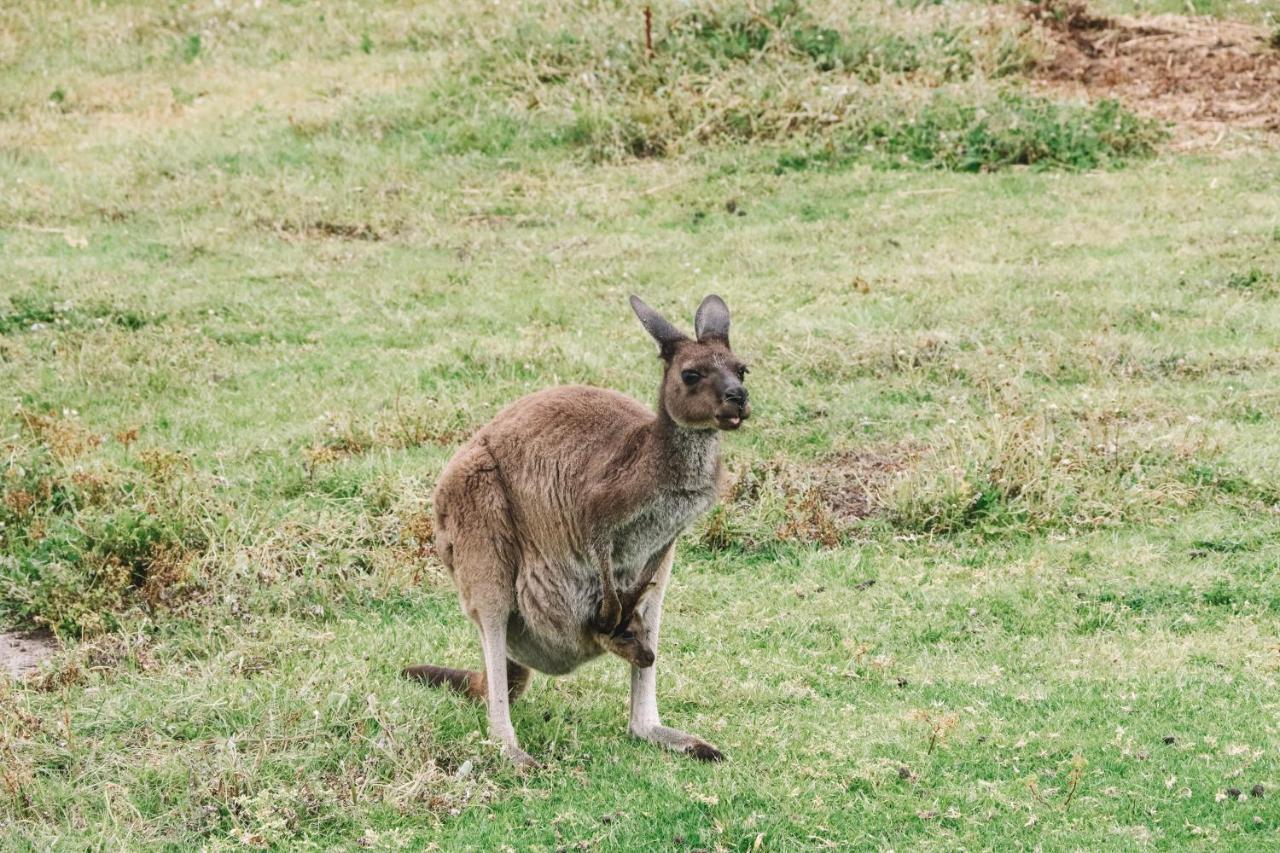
694;294;730;345
630;295;688;360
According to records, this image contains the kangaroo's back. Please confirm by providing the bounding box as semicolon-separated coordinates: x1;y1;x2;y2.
433;385;656;557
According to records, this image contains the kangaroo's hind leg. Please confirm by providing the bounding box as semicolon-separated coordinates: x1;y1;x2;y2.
404;443;535;765
474;608;536;766
403;611;534;766
627;543;723;762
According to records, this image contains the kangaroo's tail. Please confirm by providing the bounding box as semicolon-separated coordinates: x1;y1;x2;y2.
402;660;531;701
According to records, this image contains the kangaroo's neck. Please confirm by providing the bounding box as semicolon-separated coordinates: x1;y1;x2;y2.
651;395;720;488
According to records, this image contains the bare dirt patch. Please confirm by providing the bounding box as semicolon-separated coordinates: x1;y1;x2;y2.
1027;2;1280;140
768;444;917;546
813;444;919;524
1;630;57;680
712;443;918;550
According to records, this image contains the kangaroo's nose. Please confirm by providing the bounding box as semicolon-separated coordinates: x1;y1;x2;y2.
724;386;747;406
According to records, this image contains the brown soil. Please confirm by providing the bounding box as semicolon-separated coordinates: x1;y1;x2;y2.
1;630;57;680
1026;2;1280;139
813;444;918;524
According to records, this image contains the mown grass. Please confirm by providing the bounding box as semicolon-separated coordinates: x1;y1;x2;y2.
3;0;1280;848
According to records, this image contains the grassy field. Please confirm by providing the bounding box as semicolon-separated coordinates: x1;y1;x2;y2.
3;0;1280;848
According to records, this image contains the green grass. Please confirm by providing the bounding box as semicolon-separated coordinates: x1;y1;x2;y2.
3;0;1280;848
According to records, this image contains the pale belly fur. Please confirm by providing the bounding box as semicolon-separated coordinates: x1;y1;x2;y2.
505;487;715;675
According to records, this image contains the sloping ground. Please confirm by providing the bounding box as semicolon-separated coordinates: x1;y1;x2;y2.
1028;2;1280;139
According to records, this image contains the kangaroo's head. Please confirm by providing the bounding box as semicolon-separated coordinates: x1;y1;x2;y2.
596;611;656;669
630;294;751;431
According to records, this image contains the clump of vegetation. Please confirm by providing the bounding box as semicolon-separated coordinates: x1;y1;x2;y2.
0;410;205;635
1222;268;1278;294
777;94;1165;173
697;397;1249;546
866;94;1165;171
284;1;1159;171
658;1;981;82
1;404;442;635
0;294;157;336
908;708;960;754
878;405;1242;536
369;0;1157;171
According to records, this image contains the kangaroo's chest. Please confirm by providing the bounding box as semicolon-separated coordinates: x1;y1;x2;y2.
610;486;716;584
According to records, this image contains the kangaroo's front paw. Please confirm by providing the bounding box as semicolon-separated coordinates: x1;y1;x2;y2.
685;740;725;762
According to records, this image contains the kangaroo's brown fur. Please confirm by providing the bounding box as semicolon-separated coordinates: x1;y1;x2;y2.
403;295;750;765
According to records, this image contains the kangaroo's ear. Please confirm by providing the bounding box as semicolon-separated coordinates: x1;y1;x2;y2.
630;295;688;360
694;294;730;346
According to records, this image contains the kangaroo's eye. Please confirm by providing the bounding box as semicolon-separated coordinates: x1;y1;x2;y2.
680;370;702;386
736;365;749;380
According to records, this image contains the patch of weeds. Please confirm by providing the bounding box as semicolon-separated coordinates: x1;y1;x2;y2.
696;459;823;550
778;93;1162;173
1183;463;1280;507
442;2;1064;166
1202;580;1235;608
884;408;1206;536
300;403;469;482
4;515;198;636
181;33;201;63
0;294;159;336
258;218;385;242
699;505;741;551
561;107;671;160
864;93;1165;171
663;2;976;82
1189;537;1253;556
29;632;157;691
1223;268;1277;295
308;3;1148;172
776;487;842;547
701;446;914;550
790;23;973;82
1;410;207;635
662;1;782;67
908;708;960;754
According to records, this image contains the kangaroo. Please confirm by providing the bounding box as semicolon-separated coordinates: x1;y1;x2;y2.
589;560;660;669
403;294;751;766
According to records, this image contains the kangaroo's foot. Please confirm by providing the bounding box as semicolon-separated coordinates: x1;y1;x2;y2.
503;745;538;768
629;722;724;762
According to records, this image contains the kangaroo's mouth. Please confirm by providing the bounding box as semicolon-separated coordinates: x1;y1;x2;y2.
715;405;749;431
